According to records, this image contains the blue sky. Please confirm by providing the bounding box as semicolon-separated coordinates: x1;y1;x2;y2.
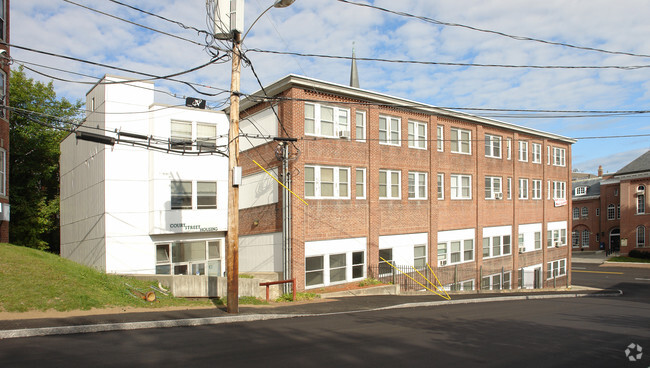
10;0;650;174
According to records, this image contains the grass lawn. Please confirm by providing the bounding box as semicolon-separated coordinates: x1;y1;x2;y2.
0;243;213;312
608;256;650;263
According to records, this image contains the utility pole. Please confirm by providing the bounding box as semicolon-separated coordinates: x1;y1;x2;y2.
226;30;242;314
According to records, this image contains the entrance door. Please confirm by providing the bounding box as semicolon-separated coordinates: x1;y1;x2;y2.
610;228;620;252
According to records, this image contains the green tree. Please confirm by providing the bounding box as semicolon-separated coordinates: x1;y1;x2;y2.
9;66;82;251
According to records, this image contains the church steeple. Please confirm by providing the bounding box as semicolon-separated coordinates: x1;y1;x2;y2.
350;42;360;88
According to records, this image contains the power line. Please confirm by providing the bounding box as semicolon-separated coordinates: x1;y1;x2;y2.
336;0;650;59
245;48;650;70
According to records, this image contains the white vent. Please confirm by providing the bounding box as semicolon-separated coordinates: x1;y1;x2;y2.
338;130;350;138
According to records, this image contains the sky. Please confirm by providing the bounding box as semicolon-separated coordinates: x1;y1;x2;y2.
10;0;650;174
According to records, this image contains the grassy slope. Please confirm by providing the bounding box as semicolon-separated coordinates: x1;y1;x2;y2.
0;243;212;312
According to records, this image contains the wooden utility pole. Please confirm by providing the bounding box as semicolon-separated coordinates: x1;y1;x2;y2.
226;31;242;314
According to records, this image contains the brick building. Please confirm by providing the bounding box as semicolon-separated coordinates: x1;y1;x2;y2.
572;150;650;254
235;74;575;292
0;0;10;242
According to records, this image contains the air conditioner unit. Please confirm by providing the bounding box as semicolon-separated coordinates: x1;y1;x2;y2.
438;260;447;267
338;130;350;138
518;247;525;254
495;193;503;200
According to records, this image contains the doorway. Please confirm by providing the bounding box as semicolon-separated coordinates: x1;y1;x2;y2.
609;228;620;252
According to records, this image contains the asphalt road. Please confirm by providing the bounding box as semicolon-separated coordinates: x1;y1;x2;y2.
1;263;648;368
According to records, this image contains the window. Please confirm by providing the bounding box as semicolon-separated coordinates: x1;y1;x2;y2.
581;207;588;217
197;182;217;209
0;148;5;195
547;180;551;200
171;121;192;150
379;170;401;199
305;256;324;287
355;111;366;141
596;208;600;216
532;180;542;200
617;204;621;219
439;239;474;266
572;231;579;247
414;245;427;269
352;251;364;279
450;128;471;154
485;176;503;200
329;254;346;283
379;249;393;275
518;141;528;162
547;228;567;247
547;146;551;165
581;230;590;247
379;115;401;146
482;272;511;290
506;138;512;160
638;226;646;247
305;166;350;199
437;173;444;200
553;147;566;166
518;233;524;253
170;120;217;151
0;70;5;119
638;190;646;214
355;168;366;199
171;181;192;209
156;240;223;276
535;232;542;250
451;174;472;200
547;259;567;279
607;204;615;220
437;125;444;151
408;120;427;149
483;235;511;258
507;177;512;200
485;134;502;158
575;187;587;196
305;103;350;138
532;143;542;163
445;279;474;292
408;172;427;200
518;178;529;200
197;123;217;151
0;0;5;40
573;208;579;220
552;181;566;200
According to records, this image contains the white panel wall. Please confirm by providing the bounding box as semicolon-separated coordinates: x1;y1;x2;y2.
240;108;278;151
378;232;428;266
240;232;282;272
437;228;475;243
240;169;279;209
548;220;567;231
482;225;511;238
518;223;542;253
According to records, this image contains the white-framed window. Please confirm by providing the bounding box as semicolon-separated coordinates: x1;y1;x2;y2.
450;128;471;155
547;228;567;247
581;207;588;217
305;256;324;287
355;110;366;141
445;279;475;292
519;178;529;200
379;169;401;199
506;138;512;160
482;235;511;258
572;231;579;247
518;141;528;162
575;187;587;196
552;181;566;200
547;180;551;200
638;226;646;247
171;120;192;150
437;125;444;152
0;148;5;196
535;231;542;250
414;245;427;268
408;120;427;149
547;146;551;165
378;248;393;276
305;165;350;199
485;134;502;158
306;250;366;288
532;179;542;200
156;240;223;276
547;259;567;279
607;204;615;220
507;177;512;200
573;207;579;220
553;147;566;166
637;186;646;214
582;230;590;247
482;272;511;290
437;173;444;200
408;172;427;200
0;0;5;41
438;239;474;266
485;176;503;200
379;115;401;146
355;168;366;199
451;174;472;200
170;120;217;151
532;143;542;163
305;103;350;138
171;181;217;210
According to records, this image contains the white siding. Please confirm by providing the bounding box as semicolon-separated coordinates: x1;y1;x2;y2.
240;108;278;151
239;169;279;209
240;232;282;272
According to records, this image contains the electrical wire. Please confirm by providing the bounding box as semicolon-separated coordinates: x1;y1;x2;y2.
336;0;650;59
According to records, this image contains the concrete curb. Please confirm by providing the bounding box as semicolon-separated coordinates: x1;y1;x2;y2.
0;290;622;340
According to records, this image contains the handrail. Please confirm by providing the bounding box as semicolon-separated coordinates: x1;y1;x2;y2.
259;279;296;302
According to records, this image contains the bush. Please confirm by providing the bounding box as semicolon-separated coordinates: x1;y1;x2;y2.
628;250;650;259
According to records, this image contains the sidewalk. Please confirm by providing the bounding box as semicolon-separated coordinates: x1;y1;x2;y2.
0;286;621;339
572;250;650;268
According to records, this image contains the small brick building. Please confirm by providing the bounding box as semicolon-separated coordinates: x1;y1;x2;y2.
235;75;575;292
572;151;650;254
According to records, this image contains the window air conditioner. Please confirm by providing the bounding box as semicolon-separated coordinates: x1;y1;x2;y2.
495;193;503;199
518;246;525;254
438;260;447;267
338;130;350;139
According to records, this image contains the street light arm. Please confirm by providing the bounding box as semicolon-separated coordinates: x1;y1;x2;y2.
241;0;295;43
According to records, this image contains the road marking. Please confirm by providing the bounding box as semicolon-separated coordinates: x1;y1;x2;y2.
572;270;624;275
634;278;650;281
572;267;586;270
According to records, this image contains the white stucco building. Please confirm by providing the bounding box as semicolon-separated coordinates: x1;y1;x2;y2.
60;76;230;276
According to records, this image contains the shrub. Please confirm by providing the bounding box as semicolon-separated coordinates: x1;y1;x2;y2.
628;250;650;259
